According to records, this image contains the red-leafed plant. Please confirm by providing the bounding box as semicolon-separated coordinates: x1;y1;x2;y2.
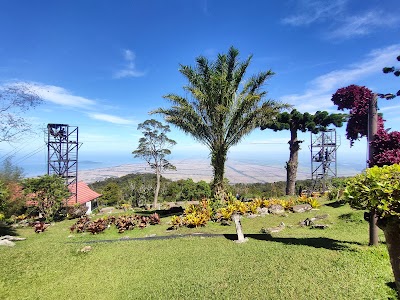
332;84;400;164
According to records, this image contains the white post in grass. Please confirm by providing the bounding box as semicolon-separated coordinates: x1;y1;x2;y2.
232;214;248;243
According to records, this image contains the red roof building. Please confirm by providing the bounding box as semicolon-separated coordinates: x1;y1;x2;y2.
26;181;102;215
67;181;102;206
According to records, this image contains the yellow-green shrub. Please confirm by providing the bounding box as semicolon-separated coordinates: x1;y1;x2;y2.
170;215;183;227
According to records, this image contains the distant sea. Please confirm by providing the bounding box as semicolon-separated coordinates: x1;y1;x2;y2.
13;149;367;181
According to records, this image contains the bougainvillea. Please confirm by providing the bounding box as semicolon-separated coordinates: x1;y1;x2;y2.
331;85;384;145
370;128;400;166
331;84;400;165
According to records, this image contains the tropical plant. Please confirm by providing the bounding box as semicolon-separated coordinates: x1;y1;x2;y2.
344;164;400;292
261;109;346;195
100;182;122;206
152;46;286;197
133;119;176;208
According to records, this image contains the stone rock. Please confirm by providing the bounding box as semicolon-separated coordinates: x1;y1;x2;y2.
0;235;26;241
0;239;15;247
261;222;285;234
256;207;269;216
299;218;314;226
313;214;329;220
99;207;116;214
221;220;231;226
268;204;285;215
166;202;177;208
80;246;92;253
292;204;312;213
247;214;259;219
310;224;329;229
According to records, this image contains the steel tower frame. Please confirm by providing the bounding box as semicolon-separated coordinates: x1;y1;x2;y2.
310;129;340;191
47;124;78;203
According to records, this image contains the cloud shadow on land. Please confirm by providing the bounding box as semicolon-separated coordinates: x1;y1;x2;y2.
223;234;363;251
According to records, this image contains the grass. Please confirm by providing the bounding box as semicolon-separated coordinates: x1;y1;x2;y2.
0;199;398;300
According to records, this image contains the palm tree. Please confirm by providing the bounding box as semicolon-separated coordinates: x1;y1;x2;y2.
153;47;286;196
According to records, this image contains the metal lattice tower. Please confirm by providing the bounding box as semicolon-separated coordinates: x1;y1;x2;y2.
310;129;340;191
47;124;79;203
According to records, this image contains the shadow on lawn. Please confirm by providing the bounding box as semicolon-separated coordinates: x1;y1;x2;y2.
223;234;362;251
0;224;18;236
138;207;184;218
386;282;398;297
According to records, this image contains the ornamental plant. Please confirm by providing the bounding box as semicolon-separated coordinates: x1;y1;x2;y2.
332;84;400;164
344;164;400;292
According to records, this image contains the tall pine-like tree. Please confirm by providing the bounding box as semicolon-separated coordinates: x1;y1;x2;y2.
261;109;346;195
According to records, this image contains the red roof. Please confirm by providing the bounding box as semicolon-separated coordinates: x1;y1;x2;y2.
67;182;102;206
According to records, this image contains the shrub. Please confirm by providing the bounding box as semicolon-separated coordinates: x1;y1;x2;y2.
183;200;212;227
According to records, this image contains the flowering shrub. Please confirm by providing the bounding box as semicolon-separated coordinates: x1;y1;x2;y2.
332;84;400;165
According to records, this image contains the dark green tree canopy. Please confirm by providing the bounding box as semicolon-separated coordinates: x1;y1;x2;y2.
261;109;346;134
23;174;70;221
260;109;346;195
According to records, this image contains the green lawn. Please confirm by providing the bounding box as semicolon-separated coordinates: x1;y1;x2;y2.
0;200;397;300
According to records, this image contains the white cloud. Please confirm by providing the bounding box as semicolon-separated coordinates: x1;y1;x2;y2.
114;49;145;79
13;82;97;109
329;11;400;39
282;0;346;26
88;113;135;125
282;1;400;39
279;44;400;112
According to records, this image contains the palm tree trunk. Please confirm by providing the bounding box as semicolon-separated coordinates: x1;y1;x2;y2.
211;146;227;199
286;128;300;195
153;170;161;209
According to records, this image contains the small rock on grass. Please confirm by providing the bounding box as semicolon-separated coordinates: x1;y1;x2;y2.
79;246;92;253
0;240;15;247
0;235;26;241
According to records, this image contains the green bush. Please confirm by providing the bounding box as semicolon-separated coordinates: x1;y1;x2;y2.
344;164;400;219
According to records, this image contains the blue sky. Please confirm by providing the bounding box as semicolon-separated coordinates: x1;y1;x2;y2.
0;0;400;175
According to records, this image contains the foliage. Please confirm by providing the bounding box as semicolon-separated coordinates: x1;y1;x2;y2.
0;180;9;213
66;204;88;219
133;119;176;208
261;109;346;195
22;174;70;222
153;46;286;196
0;83;42;143
123;176;155;207
332;84;400;165
100;182;122;206
370;128;400;166
33;221;49;233
0;157;24;183
381;54;400;99
0;158;27;218
344;164;400;222
331;85;379;145
170;215;183;229
70;213;161;234
171;179;212;202
183;200;212;227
